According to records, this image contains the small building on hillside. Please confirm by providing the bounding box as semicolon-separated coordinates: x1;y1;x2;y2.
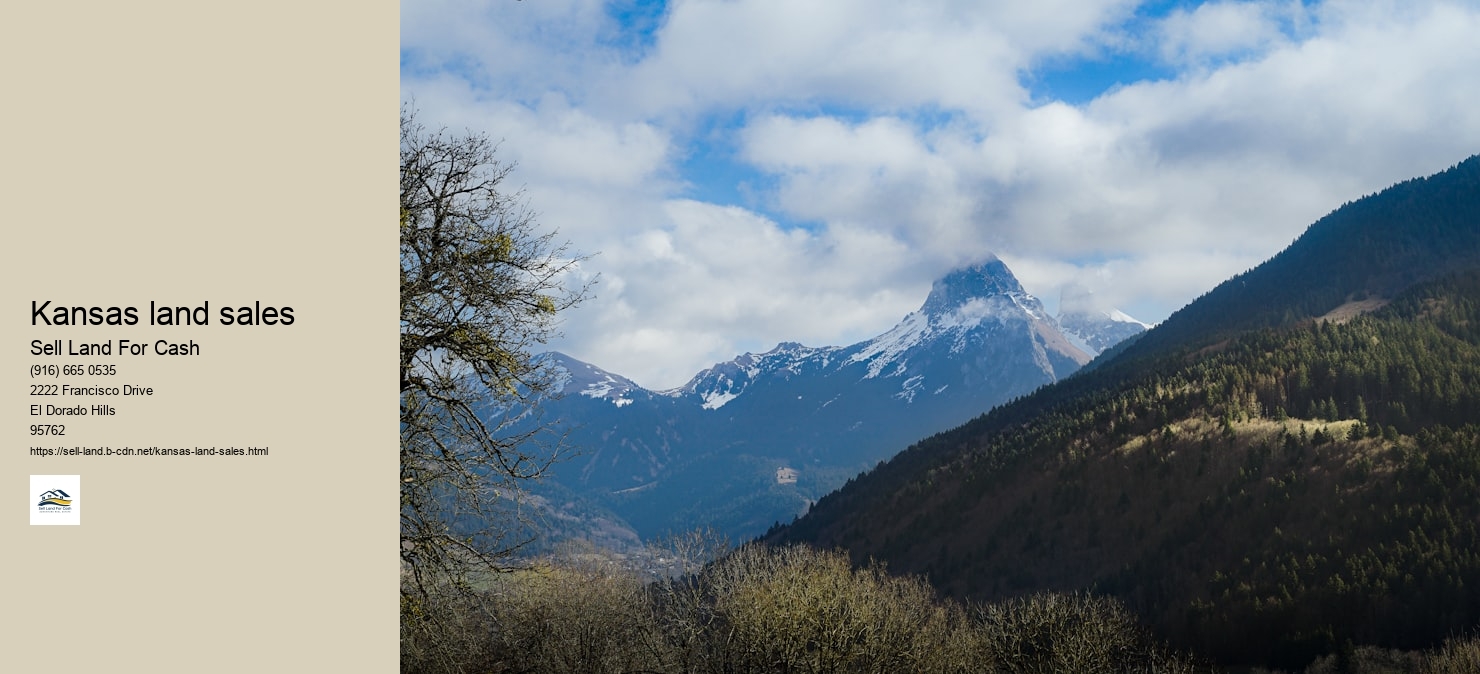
776;467;799;485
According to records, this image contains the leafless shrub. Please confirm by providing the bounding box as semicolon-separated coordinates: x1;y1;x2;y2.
484;551;668;674
407;541;1210;674
974;591;1208;673
1420;632;1480;674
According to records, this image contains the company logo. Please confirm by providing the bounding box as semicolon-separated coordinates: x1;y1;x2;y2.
30;475;81;525
38;489;73;509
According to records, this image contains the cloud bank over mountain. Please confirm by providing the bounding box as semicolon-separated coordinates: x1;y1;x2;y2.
403;0;1480;389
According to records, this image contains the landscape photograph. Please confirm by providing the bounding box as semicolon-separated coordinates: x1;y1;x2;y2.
399;1;1480;671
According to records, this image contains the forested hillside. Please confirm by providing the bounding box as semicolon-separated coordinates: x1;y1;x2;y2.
774;157;1480;669
1122;156;1480;361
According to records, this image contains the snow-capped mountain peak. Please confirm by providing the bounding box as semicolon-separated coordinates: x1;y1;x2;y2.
678;341;840;409
849;259;1061;378
918;256;1029;317
546;352;642;407
1056;283;1151;355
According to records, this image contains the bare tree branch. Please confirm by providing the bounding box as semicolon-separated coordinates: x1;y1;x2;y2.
399;103;595;604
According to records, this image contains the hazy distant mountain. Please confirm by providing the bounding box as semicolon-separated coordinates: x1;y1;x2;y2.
1056;282;1151;355
773;155;1480;669
532;256;1146;542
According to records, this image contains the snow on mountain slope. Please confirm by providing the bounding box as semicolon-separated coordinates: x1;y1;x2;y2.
1056;282;1151;355
546;352;644;407
849;257;1086;380
548;259;1134;416
673;341;842;409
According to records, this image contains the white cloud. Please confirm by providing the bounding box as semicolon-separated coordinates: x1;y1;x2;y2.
558;200;926;388
403;0;1480;389
743;116;930;173
400;0;623;93
1154;1;1302;66
616;0;1138;120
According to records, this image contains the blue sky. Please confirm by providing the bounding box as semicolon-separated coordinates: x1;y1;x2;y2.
403;0;1480;389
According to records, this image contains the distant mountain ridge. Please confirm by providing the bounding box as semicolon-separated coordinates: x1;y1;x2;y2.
530;256;1148;543
1057;282;1152;355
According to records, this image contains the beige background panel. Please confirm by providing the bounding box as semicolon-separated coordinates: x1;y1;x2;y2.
2;2;397;671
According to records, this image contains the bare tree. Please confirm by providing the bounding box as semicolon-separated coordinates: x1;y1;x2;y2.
399;104;592;601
